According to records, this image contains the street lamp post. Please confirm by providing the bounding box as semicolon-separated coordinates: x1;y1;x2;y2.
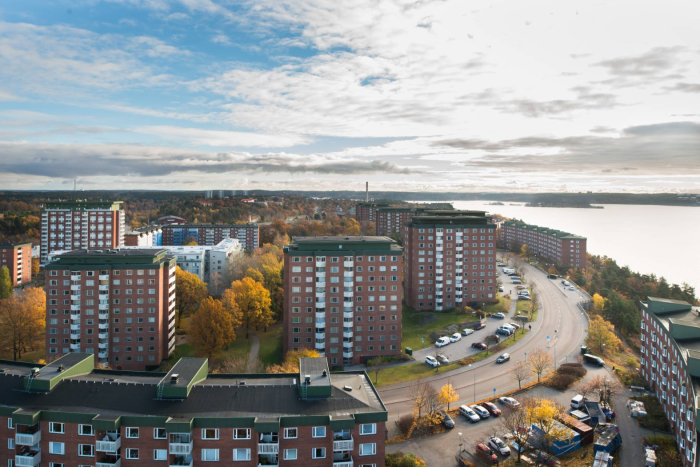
468;363;476;402
554;329;558;370
458;432;463;453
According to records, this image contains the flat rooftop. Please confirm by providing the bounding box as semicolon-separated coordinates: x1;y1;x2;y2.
293;236;394;243
51;248;170;258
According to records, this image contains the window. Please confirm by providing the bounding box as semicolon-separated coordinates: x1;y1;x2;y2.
312;426;326;438
154;449;167;461
7;418;13;429
49;422;65;434
79;444;95;457
126;427;139;438
233;429;251;439
201;429;219;440
360;423;377;435
153;428;167;439
49;441;65;455
312;447;326;459
8;439;14;449
201;449;219;461
232;448;251;461
284;449;298;460
126;448;139;460
360;443;377;456
284;427;297;439
79;424;94;436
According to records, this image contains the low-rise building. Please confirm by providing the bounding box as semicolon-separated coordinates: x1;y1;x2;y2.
640;296;700;466
162;224;259;251
0;354;387;467
499;220;587;269
0;242;32;287
157;215;187;226
284;236;403;366
125;225;163;247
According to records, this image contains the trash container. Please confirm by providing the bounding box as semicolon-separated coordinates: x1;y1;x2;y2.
405;347;413;356
581;345;587;355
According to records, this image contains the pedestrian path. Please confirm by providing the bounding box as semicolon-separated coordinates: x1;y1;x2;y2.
247;333;260;372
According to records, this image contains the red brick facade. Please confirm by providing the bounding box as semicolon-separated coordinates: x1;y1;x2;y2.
499;221;587;269
0;242;31;287
161;224;259;251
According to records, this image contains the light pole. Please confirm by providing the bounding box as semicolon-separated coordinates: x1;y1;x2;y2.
468;363;476;402
458;432;463;453
554;329;558;370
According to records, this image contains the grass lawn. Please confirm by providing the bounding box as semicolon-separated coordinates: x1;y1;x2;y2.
160;338;252;371
516;297;533;314
484;295;511;316
16;347;46;364
402;306;477;351
256;323;284;367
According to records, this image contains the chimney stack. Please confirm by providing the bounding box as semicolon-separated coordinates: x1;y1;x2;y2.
365;182;369;202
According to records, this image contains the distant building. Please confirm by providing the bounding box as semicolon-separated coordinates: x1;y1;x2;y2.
283;236;403;366
162;224;260;251
44;249;176;370
157;215;187;226
499;220;587;269
0;354;387;467
0;242;31;287
124;225;162;247
355;201;391;224
404;210;497;311
40;201;125;264
640;297;700;466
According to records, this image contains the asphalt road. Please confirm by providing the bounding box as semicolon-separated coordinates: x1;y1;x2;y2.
379;258;589;428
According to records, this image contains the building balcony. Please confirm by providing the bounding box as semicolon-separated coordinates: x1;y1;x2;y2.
316;281;326;288
98;351;108;359
316;261;326;267
436;269;443;274
315;332;325;340
344;291;353;298
344;261;354;267
315;341;325;350
169;440;194;455
343;330;353;339
455;268;463;273
343;311;353;319
99;332;109;339
315;303;326;309
71;294;81;301
99;274;110;280
257;443;279;454
456;247;463;251
15;452;41;467
316;292;325;298
436;247;443;252
15;432;41;446
99;342;109;349
96;435;121;452
456;254;463;259
343;351;353;359
70;323;81;331
436;283;443;289
96;455;121;467
99;303;110;310
333;436;354;451
316;271;326;278
99;312;109;320
435;306;443;311
70;343;81;350
71;304;81;311
169;458;192;467
99;322;109;330
99;285;110;291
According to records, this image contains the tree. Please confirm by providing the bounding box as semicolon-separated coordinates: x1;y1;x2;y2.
366;356;391;385
231;277;273;338
510;360;530;390
31;257;40;277
186;297;236;360
529;397;570;452
0;287;45;360
183;235;198;246
484;335;500;355
213;355;262;374
528;349;553;383
592;293;608;314
267;348;320;373
385;452;427;467
587;315;621;354
520;244;531;260
530;285;539;319
438;382;459;410
220;288;243;330
499;397;535;463
175;266;208;323
0;266;12;299
244;267;265;283
585;375;621;406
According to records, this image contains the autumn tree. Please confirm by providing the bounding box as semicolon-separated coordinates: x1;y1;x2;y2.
587;315;622;354
484;335;500;355
499;397;535;463
231;277;274;338
267;348;320;373
529;397;571;452
385;452;428;467
520;244;531;260
186;297;236;360
366;356;391;384
583;375;621;406
0;287;46;360
591;293;608;314
245;267;265;283
221;288;242;329
438;382;459;410
31;257;40;277
0;266;12;299
175;266;208;323
528;349;553;382
183;235;198;246
510;360;530;390
214;355;262;374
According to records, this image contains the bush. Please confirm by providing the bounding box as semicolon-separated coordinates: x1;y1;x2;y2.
386;451;428;467
557;366;587;378
545;373;578;390
643;435;677;452
633;395;671;432
396;415;414;436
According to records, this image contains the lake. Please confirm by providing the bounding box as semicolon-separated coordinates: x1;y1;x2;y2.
439;201;700;293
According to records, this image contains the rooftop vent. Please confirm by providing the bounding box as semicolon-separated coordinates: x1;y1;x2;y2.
322;369;327;377
343;385;352;392
170;373;179;382
305;374;311;383
57;364;64;372
239;381;246;385
31;368;40;376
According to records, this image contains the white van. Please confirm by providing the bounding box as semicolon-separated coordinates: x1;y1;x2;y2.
503;268;515;274
570;394;586;409
563;280;570;287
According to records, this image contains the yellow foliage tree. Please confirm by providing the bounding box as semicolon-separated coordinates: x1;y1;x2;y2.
244;268;265;283
175;266;208;322
267;348;320;373
0;286;46;360
592;293;608;314
437;383;459;410
527;349;553;382
221;288;242;329
587;315;622;354
186;297;236;360
231;277;274;338
527;397;571;448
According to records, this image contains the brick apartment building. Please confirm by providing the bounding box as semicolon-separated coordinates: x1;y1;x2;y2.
354;202;391;224
499;220;587;269
404;211;497;311
283;236;403;367
161;224;259;251
640;296;700;466
125;225;163;247
0;354;387;467
0;242;31;287
157;215;187;226
41;201;126;264
374;207;422;237
44;249;177;371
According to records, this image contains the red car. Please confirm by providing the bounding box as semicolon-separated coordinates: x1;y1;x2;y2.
472;342;488;350
476;443;498;464
481;401;502;417
474;323;486;330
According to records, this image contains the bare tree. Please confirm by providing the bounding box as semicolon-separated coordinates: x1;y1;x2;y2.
530;285;539;319
498;398;535;463
528;349;553;383
586;375;621;406
484;335;500;355
366;356;391;384
407;379;430;419
510;360;530;390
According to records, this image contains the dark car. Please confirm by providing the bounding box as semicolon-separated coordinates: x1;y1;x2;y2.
474;323;486;330
481;401;502;417
496;353;511;364
476;443;498;464
472;342;488;350
441;411;455;429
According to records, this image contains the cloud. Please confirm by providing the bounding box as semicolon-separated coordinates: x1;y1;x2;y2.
667;82;700;93
133;125;312;147
211;33;232;46
0;89;22;101
163;12;190;21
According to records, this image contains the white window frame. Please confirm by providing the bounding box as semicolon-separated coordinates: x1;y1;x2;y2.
283;449;298;460
312;426;326;438
232;428;251;439
49;422;65;434
78;424;94;436
8;418;13;429
201;448;219;462
153;449;167;461
78;444;95;457
49;441;65;455
283;427;298;439
232;448;251;461
126;448;139;460
126;427;139;438
312;447;326;459
201;428;219;440
359;443;377;456
153;428;167;439
359;423;376;435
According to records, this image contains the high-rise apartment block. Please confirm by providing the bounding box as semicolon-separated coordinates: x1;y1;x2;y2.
124;225;163;247
355;202;390;224
499;220;587;269
0;242;31;287
283;236;403;366
40;201;126;264
639;297;699;466
404;211;497;311
44;249;176;371
375;207;423;237
162;224;259;251
1;354;387;467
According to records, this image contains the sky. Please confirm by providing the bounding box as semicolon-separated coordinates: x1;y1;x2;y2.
0;0;699;193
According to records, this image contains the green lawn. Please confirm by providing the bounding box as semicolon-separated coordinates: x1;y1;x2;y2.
256;323;284;367
484;295;511;316
16;347;46;364
402;306;477;351
161;338;252;371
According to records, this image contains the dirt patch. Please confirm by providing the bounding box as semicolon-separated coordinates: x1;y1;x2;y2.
418;314;438;326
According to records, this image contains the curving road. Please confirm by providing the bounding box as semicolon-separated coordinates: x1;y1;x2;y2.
380;259;589;425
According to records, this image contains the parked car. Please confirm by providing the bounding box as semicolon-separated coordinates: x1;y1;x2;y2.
516;285;527;290
437;355;450;365
508;322;521;330
498;286;504;292
496;327;512;336
547;274;558;279
472;342;488;350
498;396;521;408
562;280;570;286
496;353;511;363
475;443;498;464
583;353;605;367
481;401;502;416
571;394;586;409
518;295;531;301
489;437;511;456
440;411;455;429
459;405;481;423
471;405;490;419
474;323;486;330
518;290;530;296
569;285;576;291
450;333;462;343
461;328;475;336
493;312;506;319
435;336;450;347
512;280;522;284
425;356;440;367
